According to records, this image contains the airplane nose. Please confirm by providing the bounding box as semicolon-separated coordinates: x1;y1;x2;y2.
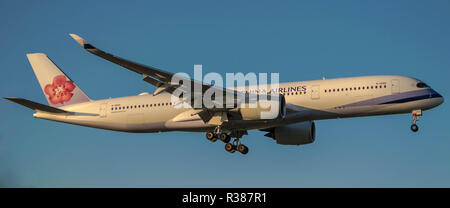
435;92;444;106
438;96;444;105
428;89;444;109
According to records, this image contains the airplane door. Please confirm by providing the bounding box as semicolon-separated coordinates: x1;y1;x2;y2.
311;85;320;100
99;103;107;118
391;79;400;94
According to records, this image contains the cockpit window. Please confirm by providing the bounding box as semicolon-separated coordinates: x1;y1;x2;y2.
416;82;429;88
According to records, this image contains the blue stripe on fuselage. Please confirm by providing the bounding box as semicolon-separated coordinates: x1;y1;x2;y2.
342;89;441;107
381;93;442;104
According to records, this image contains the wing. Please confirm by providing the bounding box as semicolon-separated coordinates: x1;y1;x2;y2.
69;34;173;83
69;34;238;97
69;34;284;124
69;34;247;122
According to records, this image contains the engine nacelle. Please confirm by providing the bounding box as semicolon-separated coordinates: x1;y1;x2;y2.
236;95;286;120
265;121;316;145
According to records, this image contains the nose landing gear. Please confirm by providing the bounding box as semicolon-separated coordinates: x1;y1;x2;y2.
410;109;422;132
411;124;419;132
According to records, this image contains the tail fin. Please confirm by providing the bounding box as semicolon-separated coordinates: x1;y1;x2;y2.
26;53;91;107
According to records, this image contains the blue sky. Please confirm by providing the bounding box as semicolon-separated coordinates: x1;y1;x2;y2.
1;0;449;187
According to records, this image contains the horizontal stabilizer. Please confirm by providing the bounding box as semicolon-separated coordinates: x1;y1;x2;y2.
4;97;69;114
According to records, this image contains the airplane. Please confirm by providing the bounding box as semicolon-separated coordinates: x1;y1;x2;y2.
4;34;444;154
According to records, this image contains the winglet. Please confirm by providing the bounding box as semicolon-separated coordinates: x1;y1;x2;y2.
69;34;96;49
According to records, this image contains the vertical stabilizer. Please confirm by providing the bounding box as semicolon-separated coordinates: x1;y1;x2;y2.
26;53;91;107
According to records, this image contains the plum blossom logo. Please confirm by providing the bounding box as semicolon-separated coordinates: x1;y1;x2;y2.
44;75;76;104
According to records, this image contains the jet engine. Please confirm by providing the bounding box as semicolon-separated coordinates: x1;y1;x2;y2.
264;121;316;145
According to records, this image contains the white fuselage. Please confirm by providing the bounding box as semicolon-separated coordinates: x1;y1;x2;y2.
33;75;444;133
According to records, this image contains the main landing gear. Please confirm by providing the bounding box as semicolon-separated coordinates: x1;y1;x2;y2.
205;132;230;143
205;128;249;155
223;138;249;154
410;109;422;132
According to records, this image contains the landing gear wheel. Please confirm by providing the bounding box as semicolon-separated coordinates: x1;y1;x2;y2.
205;132;217;142
237;144;249;155
411;124;419;132
218;133;231;143
206;132;214;140
225;143;235;153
